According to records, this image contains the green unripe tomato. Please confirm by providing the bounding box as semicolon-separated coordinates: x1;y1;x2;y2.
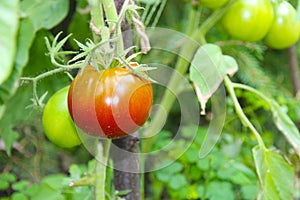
222;0;274;42
264;1;300;49
199;0;229;9
42;86;81;148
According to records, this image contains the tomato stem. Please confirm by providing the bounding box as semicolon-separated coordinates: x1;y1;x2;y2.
89;0;105;43
94;139;112;200
20;65;81;109
223;76;266;149
101;0;124;53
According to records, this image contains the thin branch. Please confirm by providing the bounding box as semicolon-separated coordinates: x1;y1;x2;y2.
287;45;300;97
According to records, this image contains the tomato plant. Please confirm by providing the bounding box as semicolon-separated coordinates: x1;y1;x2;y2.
2;0;300;199
42;86;82;148
264;1;300;49
198;0;228;9
68;65;153;138
221;0;274;42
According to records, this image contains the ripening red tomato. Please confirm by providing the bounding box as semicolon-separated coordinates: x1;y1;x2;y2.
68;65;153;138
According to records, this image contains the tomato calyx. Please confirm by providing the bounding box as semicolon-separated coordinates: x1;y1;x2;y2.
85;46;157;83
115;58;157;83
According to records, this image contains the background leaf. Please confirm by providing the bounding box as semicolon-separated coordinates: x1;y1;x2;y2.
20;0;69;30
269;99;300;156
0;0;69;106
0;0;19;84
0;19;35;105
253;146;294;200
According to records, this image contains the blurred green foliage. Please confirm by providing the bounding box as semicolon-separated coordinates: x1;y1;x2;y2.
1;0;300;199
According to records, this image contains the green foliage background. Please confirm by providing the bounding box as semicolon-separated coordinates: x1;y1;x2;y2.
0;0;300;199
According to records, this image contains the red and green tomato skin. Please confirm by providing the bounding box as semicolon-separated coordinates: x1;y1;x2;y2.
42;86;81;148
68;66;153;138
264;1;300;49
199;0;229;9
222;0;274;42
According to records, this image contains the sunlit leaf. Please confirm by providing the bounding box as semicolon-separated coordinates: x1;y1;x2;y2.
0;19;35;105
190;44;238;113
20;0;69;30
0;0;69;105
0;0;19;85
253;145;294;200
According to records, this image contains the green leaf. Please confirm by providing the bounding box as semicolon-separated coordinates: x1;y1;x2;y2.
11;193;28;200
0;173;16;183
20;0;69;30
0;86;34;155
190;44;238;113
1;0;69;106
0;180;9;190
206;181;235;200
155;162;183;182
217;161;257;185
253;146;294;200
0;0;19;84
24;185;39;197
0;30;70;154
241;185;258;200
183;144;199;163
41;174;67;191
69;164;83;179
12;181;29;192
269;100;300;156
1;126;19;156
30;184;64;200
0;19;35;105
168;174;187;190
197;155;210;171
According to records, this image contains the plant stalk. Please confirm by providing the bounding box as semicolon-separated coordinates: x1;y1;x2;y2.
94;140;111;200
102;0;124;53
89;0;105;42
287;45;300;97
223;76;266;149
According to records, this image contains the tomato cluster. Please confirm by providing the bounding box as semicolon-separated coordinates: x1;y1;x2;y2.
200;0;300;49
264;1;300;49
42;64;153;144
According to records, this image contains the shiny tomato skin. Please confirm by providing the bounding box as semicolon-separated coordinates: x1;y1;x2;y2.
42;86;82;148
264;1;300;49
68;66;153;138
199;0;229;9
221;0;274;42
